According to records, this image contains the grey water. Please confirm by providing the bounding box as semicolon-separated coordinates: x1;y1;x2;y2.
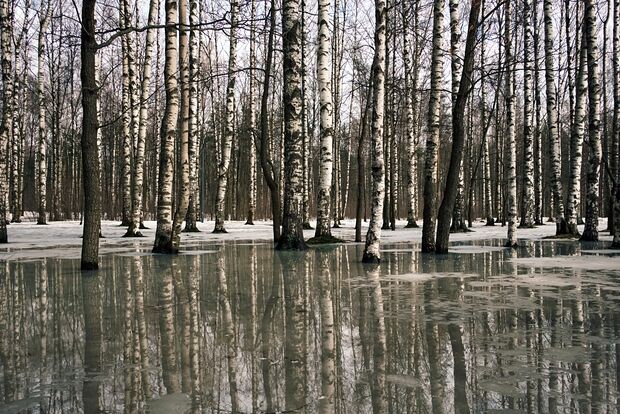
1;239;619;413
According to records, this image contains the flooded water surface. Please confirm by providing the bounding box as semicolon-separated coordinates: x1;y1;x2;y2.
1;239;620;413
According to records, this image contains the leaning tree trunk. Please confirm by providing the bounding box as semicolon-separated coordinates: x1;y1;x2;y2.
566;29;588;237
313;0;335;240
543;0;568;234
361;0;387;263
213;0;239;233
80;0;101;268
612;0;620;248
580;0;603;242
125;0;159;237
504;0;518;248
0;0;13;243
421;0;445;253
37;0;52;225
153;0;180;253
520;0;535;229
275;0;307;250
435;0;482;253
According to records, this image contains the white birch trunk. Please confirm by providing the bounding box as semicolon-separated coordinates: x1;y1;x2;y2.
580;0;603;241
505;1;518;247
276;0;307;249
403;2;417;228
421;0;445;253
612;0;620;247
153;0;180;253
246;0;257;225
533;0;543;225
521;0;535;228
361;0;386;263
318;252;335;413
125;0;159;237
543;0;567;233
567;29;588;237
314;0;334;239
120;5;132;227
37;0;52;225
0;0;13;243
213;0;239;233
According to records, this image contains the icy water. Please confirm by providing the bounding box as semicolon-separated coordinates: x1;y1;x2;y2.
1;239;620;413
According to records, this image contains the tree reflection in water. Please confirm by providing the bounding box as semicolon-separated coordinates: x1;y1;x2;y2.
0;240;619;413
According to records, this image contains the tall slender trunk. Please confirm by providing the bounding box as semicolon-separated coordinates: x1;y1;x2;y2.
421;0;445;253
404;1;418;228
125;0;159;236
314;0;334;239
612;0;620;248
435;0;482;253
520;0;535;228
544;0;568;234
0;0;13;243
567;28;588;237
318;251;335;413
80;0;101;268
504;0;518;247
533;0;543;225
247;0;258;225
120;4;133;227
580;0;603;241
213;0;239;233
276;0;307;250
37;0;52;225
361;0;386;263
153;0;180;253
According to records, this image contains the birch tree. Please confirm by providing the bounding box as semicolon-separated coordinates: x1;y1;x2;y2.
361;0;386;263
520;0;535;229
421;0;445;253
612;0;620;248
313;0;335;240
213;0;239;233
125;0;159;237
504;0;517;248
404;1;418;228
0;0;13;243
544;0;568;234
246;0;257;226
580;0;602;242
37;0;52;225
276;0;307;250
153;0;180;253
566;28;587;237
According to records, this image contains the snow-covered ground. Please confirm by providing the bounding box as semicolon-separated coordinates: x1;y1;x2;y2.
0;216;617;262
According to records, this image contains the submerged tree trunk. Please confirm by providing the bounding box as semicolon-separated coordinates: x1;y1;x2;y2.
314;0;334;239
435;0;481;253
361;0;386;263
80;0;101;268
544;0;568;234
276;0;307;250
153;0;180;254
421;0;445;253
580;0;603;242
214;0;239;233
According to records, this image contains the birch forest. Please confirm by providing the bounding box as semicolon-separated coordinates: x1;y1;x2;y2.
0;0;617;264
2;0;620;410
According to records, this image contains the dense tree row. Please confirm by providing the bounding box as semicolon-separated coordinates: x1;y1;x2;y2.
0;0;618;267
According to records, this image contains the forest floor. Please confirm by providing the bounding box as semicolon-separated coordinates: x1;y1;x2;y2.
0;215;618;263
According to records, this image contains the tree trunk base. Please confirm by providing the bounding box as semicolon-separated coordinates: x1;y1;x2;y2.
275;235;308;250
381;223;390;230
139;222;149;229
123;229;144;238
81;261;99;270
152;243;178;254
504;241;518;248
518;223;535;229
306;235;345;244
486;218;495;226
547;217;555;223
361;251;381;263
302;222;313;229
37;218;48;225
555;219;570;236
332;223;341;229
579;227;598;242
182;223;201;233
245;220;255;225
119;219;131;226
405;220;419;228
212;228;228;234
